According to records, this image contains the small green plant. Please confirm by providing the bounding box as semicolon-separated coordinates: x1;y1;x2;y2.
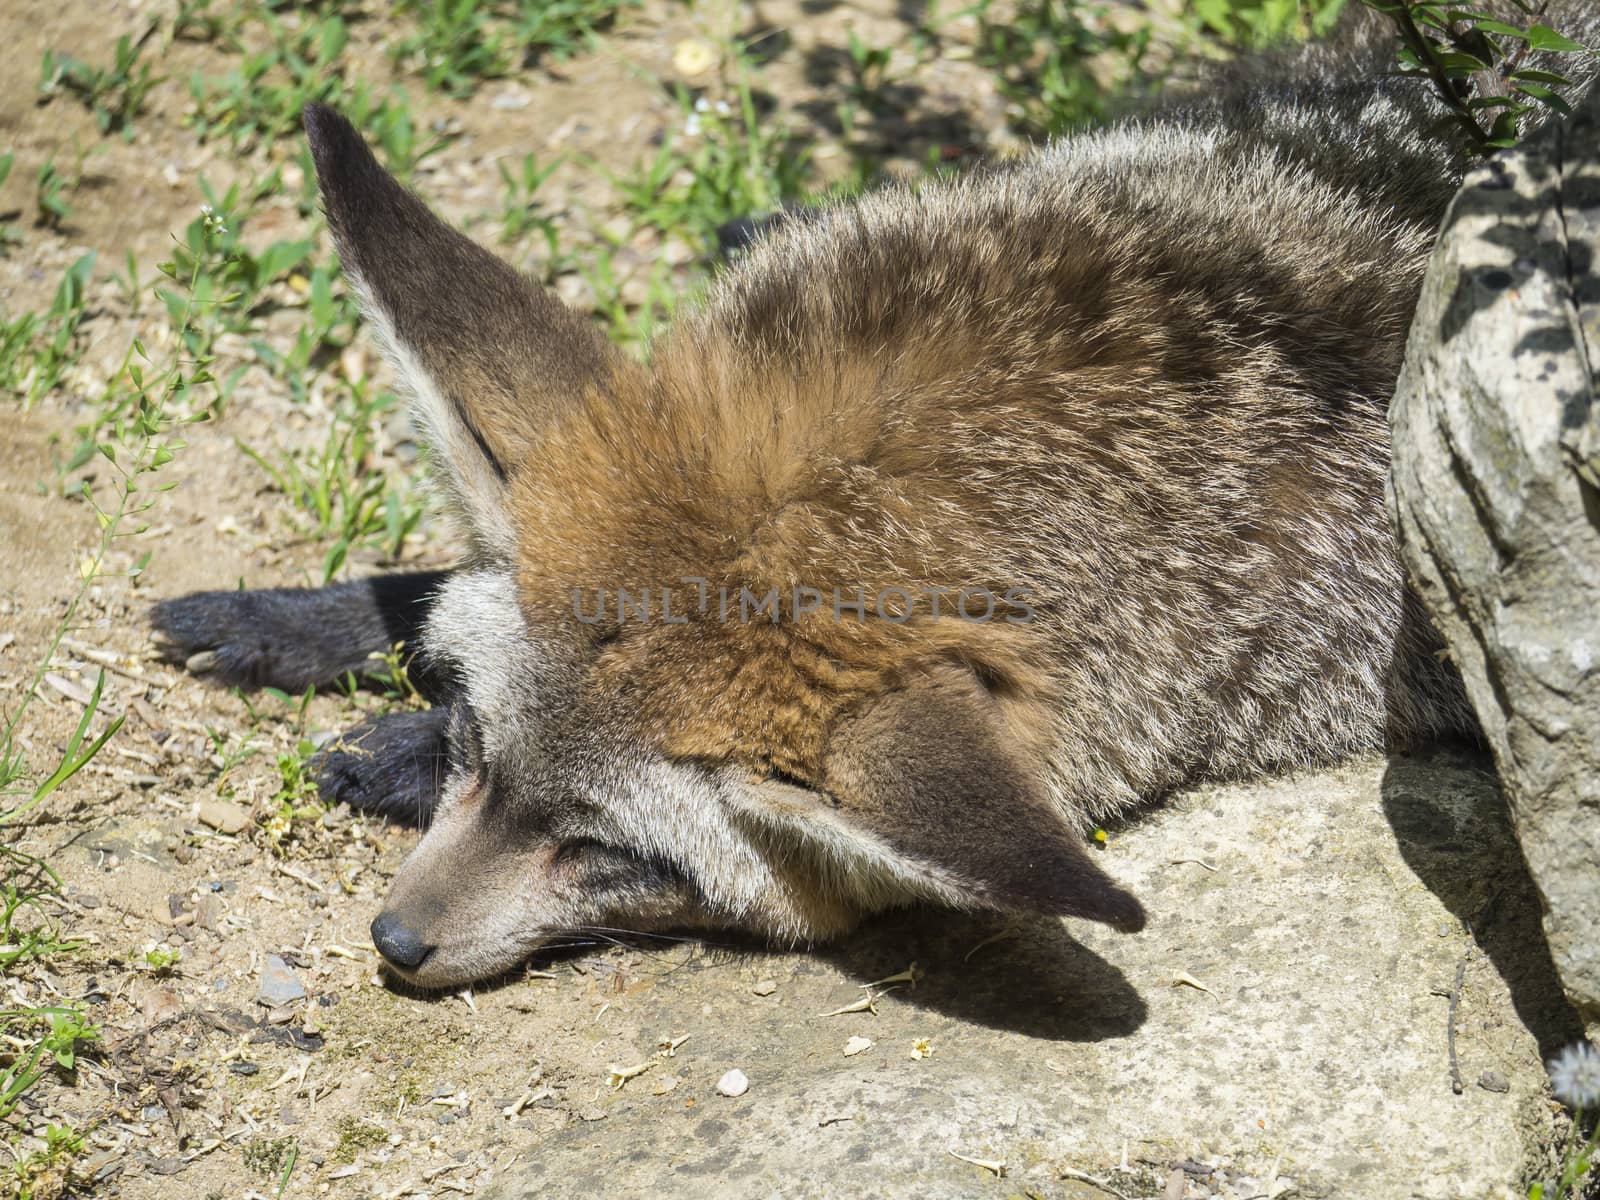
0;153;18;251
38;31;162;139
0;1006;100;1121
249;263;362;404
1362;0;1595;152
112;249;144;317
1192;0;1348;47
186;9;446;173
496;152;564;252
390;0;639;96
508;0;637;65
34;156;72;230
2;251;95;408
844;28;898;110
156;181;313;366
967;0;1159;136
1;209;217;1157
1528;1042;1600;1199
173;0;239;46
238;377;423;583
361;641;425;707
580;247;684;348
243;1135;299;1177
139;941;182;974
187;10;350;147
259;740;325;854
615;72;813;253
331;1116;388;1165
9;1121;89;1200
392;0;516;96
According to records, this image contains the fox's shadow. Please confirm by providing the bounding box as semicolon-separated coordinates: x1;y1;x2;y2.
508;909;1148;1043
816;907;1148;1042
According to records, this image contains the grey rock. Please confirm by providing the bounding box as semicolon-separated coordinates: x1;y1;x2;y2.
256;953;307;1008
1479;1069;1511;1094
1390;85;1600;1022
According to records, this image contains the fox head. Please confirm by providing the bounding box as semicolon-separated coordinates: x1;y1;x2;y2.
303;105;1145;988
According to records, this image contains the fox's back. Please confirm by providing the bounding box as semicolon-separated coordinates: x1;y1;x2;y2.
506;69;1476;818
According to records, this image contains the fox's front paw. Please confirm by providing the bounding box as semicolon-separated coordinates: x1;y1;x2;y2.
150;590;313;688
313;708;450;827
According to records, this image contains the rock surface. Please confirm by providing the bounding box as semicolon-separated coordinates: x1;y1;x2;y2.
1389;86;1600;1022
489;752;1583;1199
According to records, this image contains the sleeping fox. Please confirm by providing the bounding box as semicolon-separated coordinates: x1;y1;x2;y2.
151;22;1554;989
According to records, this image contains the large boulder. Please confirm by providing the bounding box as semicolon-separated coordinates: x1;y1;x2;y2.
1389;87;1600;1023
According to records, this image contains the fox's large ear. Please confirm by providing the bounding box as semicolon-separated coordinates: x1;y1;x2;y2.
815;665;1146;931
303;105;616;559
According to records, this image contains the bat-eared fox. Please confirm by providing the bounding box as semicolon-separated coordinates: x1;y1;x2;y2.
152;12;1595;989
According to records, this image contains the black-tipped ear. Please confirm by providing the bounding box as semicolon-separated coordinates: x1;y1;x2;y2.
302;104;615;557
820;665;1146;932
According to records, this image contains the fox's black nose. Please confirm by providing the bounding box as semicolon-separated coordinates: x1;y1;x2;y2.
371;911;433;970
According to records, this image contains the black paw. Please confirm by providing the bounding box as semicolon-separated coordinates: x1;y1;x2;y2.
150;573;453;694
150;589;324;690
313;707;451;827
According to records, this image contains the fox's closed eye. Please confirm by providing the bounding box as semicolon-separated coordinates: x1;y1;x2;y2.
765;767;813;791
552;837;612;866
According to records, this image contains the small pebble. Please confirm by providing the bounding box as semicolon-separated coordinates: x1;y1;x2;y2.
257;954;307;1007
140;987;182;1026
197;799;250;835
752;979;777;997
716;1069;749;1097
843;1036;873;1057
1478;1069;1511;1093
196;895;223;931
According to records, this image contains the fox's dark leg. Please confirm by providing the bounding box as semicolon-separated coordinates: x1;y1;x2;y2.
312;705;452;827
152;573;458;824
150;571;455;698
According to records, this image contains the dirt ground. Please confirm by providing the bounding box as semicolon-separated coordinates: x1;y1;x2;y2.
1;1;1593;1198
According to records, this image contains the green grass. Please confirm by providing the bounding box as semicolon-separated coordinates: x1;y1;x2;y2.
238;379;425;584
391;0;639;97
37;28;162;140
33;155;73;232
2;251;95;409
2;211;224;1194
614;71;814;254
966;0;1167;137
183;7;449;180
494;151;565;254
0;153;17;252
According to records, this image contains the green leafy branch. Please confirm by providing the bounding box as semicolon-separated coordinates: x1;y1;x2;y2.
1362;0;1594;151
